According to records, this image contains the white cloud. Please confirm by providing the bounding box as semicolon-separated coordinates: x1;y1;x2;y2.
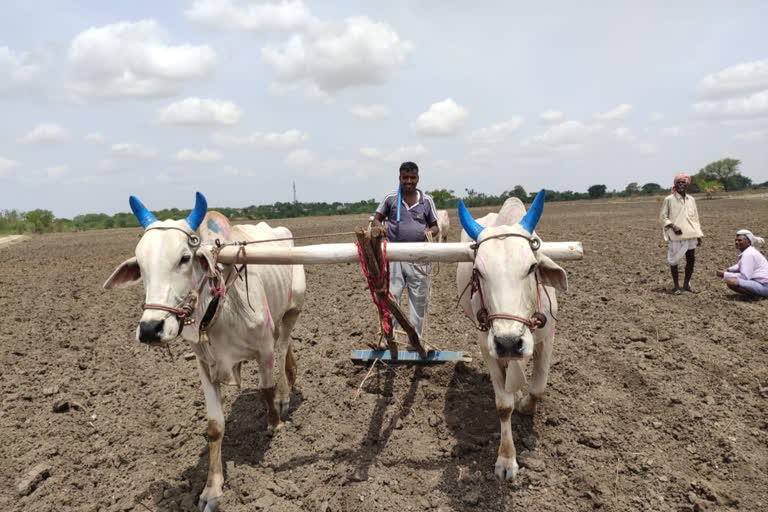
469;117;523;144
413;98;469;136
261;16;413;93
661;124;697;137
0;46;41;92
285;148;315;166
360;144;426;163
85;132;105;143
19;123;69;144
649;112;665;122
0;156;17;177
350;104;391;120
539;110;563;123
470;147;490;157
612;127;655;153
111;143;157;158
212;129;308;149
68;20;216;99
185;0;318;32
157;97;242;125
696;59;768;99
47;165;69;178
732;130;765;142
594;103;633;121
174;148;223;162
521;120;601;151
613;127;634;141
693;90;768;120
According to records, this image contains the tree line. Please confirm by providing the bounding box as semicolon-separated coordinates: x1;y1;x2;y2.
1;158;762;235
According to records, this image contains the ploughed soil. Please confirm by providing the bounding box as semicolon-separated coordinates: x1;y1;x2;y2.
1;196;767;512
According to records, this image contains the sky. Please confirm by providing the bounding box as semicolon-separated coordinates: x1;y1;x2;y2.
1;0;767;218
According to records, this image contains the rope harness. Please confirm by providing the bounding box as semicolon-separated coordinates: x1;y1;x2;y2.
355;239;392;335
139;228;359;344
457;232;551;333
139;227;250;343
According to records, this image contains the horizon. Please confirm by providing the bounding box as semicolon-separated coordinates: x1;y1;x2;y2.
1;1;767;218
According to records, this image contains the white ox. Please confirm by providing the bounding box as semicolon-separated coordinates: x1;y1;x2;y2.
436;209;450;242
456;190;567;480
103;193;305;512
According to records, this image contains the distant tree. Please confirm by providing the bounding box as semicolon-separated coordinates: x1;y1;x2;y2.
510;185;527;202
624;182;640;196
641;183;663;195
725;173;751;191
697;158;742;190
699;180;724;199
587;184;607;198
25;209;54;233
427;189;456;207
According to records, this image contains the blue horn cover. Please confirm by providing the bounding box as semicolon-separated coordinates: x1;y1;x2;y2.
129;195;157;229
519;189;545;233
458;200;485;241
185;192;208;231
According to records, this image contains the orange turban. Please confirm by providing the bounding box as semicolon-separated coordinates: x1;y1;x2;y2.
671;173;690;194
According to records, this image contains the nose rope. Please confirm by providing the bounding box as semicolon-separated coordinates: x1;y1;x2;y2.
460;232;549;333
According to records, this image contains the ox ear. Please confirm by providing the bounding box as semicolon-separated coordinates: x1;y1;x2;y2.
104;257;142;290
195;246;217;274
537;254;568;292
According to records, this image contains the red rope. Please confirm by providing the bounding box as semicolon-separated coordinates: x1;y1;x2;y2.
355;239;392;334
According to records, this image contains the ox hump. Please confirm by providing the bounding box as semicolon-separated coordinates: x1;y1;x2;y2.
199;211;233;243
494;197;527;227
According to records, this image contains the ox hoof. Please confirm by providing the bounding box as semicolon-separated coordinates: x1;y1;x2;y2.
517;394;539;416
277;398;291;419
493;457;519;482
267;420;284;432
494;456;519;481
198;493;221;512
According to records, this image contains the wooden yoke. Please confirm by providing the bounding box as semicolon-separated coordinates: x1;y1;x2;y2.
355;226;427;360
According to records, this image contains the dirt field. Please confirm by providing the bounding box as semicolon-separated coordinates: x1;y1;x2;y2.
1;196;767;512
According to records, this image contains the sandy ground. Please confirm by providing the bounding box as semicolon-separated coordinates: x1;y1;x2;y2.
1;197;766;512
0;235;27;248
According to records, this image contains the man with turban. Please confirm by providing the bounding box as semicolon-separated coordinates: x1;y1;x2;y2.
659;173;704;294
716;230;768;298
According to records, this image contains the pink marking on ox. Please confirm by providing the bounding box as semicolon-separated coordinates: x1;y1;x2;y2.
265;355;275;370
220;222;231;239
477;254;488;273
263;298;272;331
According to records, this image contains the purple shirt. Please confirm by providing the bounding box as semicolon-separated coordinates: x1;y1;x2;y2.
724;246;768;285
376;189;438;243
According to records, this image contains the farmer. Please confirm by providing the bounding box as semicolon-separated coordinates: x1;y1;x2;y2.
659;173;704;294
716;230;768;298
373;161;439;347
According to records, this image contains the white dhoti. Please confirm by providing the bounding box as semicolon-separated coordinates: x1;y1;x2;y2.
667;239;697;265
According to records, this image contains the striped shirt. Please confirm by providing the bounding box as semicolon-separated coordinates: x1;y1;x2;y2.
376;189;438;243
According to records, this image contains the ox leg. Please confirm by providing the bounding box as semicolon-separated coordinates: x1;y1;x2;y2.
480;340;519;481
518;328;554;416
275;309;300;418
196;361;225;512
255;348;281;430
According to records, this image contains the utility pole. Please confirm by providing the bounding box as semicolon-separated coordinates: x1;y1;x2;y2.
293;181;297;204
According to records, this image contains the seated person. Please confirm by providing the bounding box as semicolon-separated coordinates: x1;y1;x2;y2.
716;229;768;298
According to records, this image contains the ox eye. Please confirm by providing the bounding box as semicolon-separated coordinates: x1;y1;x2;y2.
179;255;191;266
528;263;537;275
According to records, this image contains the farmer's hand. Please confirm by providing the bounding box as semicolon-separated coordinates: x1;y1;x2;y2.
716;270;725;278
697;237;702;247
668;224;683;235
